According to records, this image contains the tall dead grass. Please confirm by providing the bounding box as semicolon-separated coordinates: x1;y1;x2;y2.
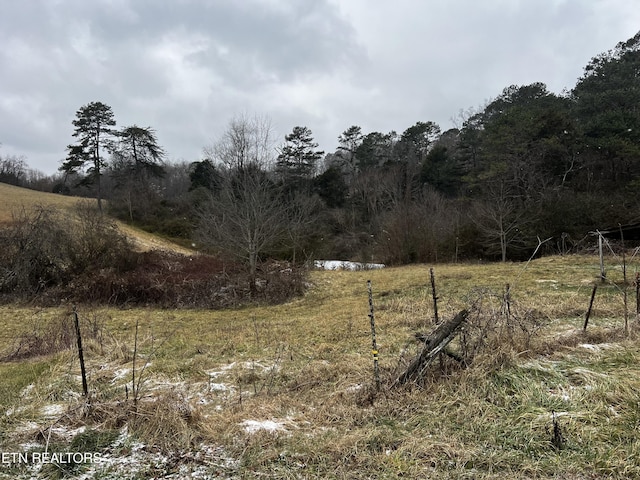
2;255;640;478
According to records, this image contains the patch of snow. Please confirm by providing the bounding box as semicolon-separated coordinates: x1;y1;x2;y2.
10;413;240;479
535;280;559;289
5;405;27;416
19;441;42;451
578;343;614;352
208;382;231;392
111;367;131;383
41;403;65;417
239;360;265;369
49;425;86;440
82;432;238;480
20;384;35;397
207;362;237;378
241;419;288;434
314;260;385;271
14;421;39;434
536;411;571;423
548;387;571;402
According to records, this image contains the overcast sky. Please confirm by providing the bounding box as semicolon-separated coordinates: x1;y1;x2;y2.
1;0;639;175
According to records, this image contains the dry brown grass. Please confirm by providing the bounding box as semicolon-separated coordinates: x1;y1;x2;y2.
2;244;640;477
0;183;81;224
0;183;190;254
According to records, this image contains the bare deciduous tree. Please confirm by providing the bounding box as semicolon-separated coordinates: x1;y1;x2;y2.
471;183;528;262
196;168;289;292
198;115;289;291
378;187;457;264
204;114;276;171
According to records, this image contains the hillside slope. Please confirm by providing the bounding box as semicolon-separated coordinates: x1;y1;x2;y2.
0;183;192;254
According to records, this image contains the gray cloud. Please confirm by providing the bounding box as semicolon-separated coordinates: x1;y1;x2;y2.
0;0;638;173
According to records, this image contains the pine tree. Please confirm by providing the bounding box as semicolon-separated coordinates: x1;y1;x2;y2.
276;126;323;190
60;101;117;212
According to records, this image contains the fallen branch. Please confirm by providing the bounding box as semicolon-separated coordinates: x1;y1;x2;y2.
393;309;469;386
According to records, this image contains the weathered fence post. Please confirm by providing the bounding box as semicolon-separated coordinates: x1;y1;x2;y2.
73;306;89;398
430;268;439;325
598;232;606;282
367;280;381;391
583;285;597;332
635;272;640;321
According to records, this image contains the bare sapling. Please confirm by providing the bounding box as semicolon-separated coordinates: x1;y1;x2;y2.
503;283;512;326
511;236;553;289
598;231;606;282
596;232;636;335
621;226;629;335
130;319;177;406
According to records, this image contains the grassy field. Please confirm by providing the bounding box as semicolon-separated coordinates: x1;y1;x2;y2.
1;184;639;478
1;254;639;478
0;183;81;223
0;183;191;254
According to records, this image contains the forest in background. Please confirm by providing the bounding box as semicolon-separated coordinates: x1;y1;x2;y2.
2;31;639;266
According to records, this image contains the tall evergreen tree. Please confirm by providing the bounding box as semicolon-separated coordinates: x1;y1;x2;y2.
396;121;441;165
356;131;396;170
337;125;363;175
276;126;324;190
114;126;165;178
60;101;117;212
571;31;640;190
189;159;220;192
110;125;166;221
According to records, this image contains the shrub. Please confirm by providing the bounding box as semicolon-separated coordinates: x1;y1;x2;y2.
2;310;106;361
0;203;136;300
0;206;71;294
0;204;307;308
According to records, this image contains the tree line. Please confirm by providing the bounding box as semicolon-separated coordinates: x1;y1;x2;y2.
4;31;640;267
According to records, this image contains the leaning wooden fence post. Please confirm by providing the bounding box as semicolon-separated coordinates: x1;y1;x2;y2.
393;309;469;387
367;280;381;391
430;268;439;325
73;306;89;398
583;285;597;332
